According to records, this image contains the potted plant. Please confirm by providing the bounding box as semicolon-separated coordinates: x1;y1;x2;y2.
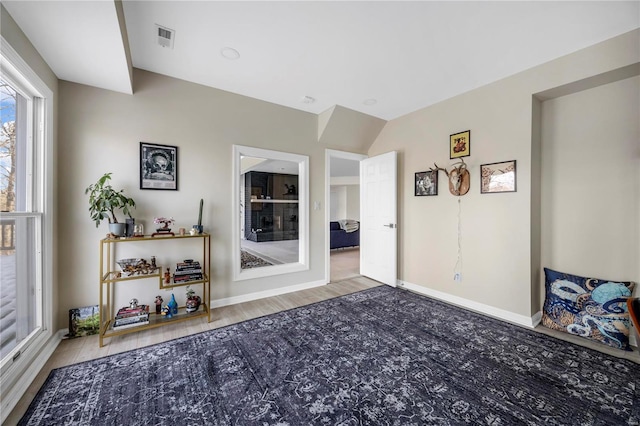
185;285;201;313
85;172;136;236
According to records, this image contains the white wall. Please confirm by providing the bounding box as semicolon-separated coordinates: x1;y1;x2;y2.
330;185;360;221
540;76;640;289
346;185;360;221
330;186;346;221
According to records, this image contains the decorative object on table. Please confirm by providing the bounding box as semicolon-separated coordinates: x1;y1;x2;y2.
542;267;636;350
429;158;470;196
161;304;171;318
192;198;204;234
150;256;156;268
113;304;149;329
125;218;135;237
85;172;137;237
116;258;157;276
480;160;517;194
414;170;438;196
140;142;178;190
129;298;139;309
185;285;202;313
174;259;203;283
167;293;178;315
164;268;171;284
449;130;470;159
189;227;197;236
133;223;144;237
152;217;175;237
154;295;163;314
179;227;186;236
66;305;99;338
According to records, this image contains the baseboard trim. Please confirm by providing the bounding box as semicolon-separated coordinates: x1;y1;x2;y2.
210;279;327;308
397;280;539;328
1;329;64;424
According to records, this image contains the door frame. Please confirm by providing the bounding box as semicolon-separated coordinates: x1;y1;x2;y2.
324;149;367;283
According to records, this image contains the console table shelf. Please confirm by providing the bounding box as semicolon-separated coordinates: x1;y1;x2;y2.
98;233;211;347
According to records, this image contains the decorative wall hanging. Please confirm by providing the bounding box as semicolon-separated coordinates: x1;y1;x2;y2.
450;130;470;159
414;170;438;196
480;160;517;193
140;142;178;190
430;158;470;196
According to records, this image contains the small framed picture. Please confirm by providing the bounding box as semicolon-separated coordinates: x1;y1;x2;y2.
450;130;470;159
415;170;438;196
140;142;178;190
480;160;517;194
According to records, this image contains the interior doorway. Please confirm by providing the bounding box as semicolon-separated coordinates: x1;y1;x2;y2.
325;150;367;283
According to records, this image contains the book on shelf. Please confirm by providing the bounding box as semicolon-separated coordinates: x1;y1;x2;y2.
114;313;149;326
173;274;203;283
174;268;203;275
113;317;149;330
116;305;149;318
176;260;201;269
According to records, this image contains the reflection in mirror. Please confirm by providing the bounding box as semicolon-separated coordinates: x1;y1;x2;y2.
232;145;309;281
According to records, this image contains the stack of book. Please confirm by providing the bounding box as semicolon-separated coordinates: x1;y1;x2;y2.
174;260;203;283
113;305;149;330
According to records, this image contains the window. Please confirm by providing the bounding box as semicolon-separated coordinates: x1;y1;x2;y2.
0;37;54;421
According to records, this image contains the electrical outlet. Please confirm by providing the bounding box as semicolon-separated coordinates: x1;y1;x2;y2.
454;273;461;282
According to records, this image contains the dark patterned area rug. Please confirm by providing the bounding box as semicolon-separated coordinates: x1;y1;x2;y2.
20;286;640;425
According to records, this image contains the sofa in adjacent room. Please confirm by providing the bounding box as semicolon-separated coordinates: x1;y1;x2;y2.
330;221;360;249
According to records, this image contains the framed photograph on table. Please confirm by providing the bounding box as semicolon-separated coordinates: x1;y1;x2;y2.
480;160;517;194
450;130;470;159
140;142;178;190
415;170;438;196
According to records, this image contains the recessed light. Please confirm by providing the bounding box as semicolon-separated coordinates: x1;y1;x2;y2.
363;98;377;106
301;96;316;104
220;47;240;60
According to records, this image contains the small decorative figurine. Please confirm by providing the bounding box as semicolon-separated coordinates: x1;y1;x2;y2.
161;305;172;318
154;295;163;314
167;293;178;315
152;217;175;237
129;298;138;309
151;256;157;268
164;268;170;284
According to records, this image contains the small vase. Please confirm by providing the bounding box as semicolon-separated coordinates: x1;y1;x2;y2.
185;296;201;313
167;294;178;315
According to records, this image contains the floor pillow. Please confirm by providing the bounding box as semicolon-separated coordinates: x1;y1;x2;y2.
542;267;636;351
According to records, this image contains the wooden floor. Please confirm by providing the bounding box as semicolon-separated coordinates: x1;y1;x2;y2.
4;273;378;425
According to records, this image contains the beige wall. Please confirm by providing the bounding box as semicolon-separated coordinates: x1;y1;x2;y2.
368;29;640;319
540;76;640;292
57;69;330;328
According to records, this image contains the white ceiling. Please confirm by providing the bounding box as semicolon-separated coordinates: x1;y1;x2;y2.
3;1;639;120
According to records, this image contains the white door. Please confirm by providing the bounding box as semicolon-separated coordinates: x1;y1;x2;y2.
360;151;397;286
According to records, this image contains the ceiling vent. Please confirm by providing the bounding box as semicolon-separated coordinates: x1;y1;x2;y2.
155;24;175;49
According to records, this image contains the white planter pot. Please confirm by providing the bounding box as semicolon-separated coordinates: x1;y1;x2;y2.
109;223;126;237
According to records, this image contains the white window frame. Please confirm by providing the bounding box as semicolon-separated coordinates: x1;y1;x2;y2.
0;36;55;423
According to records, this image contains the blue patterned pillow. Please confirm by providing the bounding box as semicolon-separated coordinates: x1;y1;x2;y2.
542;268;636;351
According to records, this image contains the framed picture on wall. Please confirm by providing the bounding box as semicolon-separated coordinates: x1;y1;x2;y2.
140;142;178;190
450;130;470;159
415;170;438;196
480;160;517;193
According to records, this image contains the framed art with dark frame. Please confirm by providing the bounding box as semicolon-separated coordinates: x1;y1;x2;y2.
480;160;517;194
450;130;470;159
140;142;178;190
415;170;438;196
